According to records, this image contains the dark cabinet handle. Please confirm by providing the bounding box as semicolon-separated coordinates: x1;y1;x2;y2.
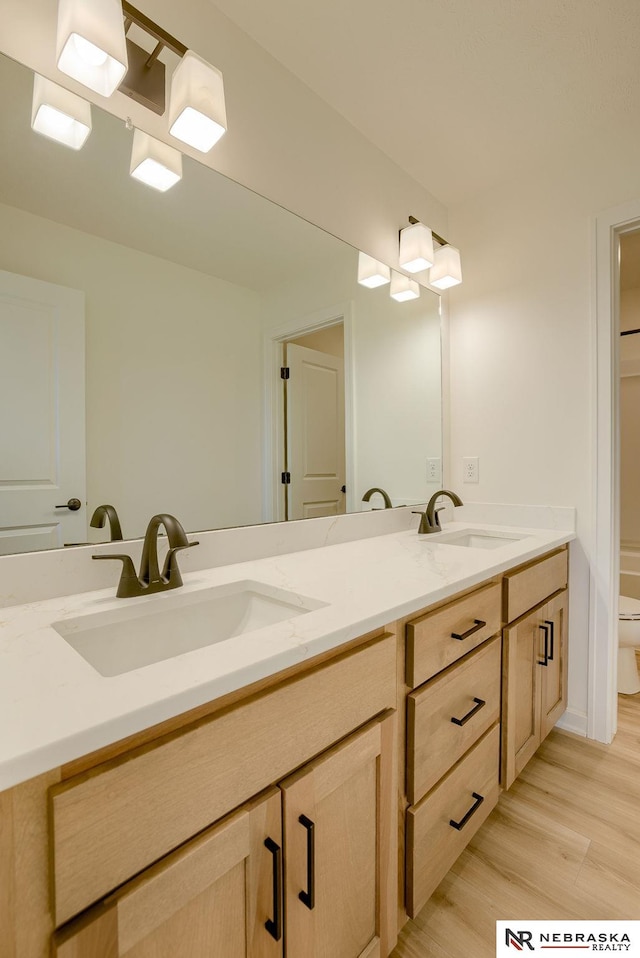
264;838;282;942
539;623;550;666
451;619;486;641
55;497;82;511
298;814;315;910
544;619;555;661
451;697;486;727
449;792;484;831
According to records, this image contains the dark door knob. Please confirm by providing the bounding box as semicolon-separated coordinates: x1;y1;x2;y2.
56;497;82;511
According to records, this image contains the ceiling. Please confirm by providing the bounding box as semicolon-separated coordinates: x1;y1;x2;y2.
210;0;640;208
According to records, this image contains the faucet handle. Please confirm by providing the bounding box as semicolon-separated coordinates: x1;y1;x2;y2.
92;554;140;598
162;540;199;585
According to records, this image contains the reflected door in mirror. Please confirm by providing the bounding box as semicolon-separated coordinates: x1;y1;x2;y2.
285;343;346;520
0;270;86;554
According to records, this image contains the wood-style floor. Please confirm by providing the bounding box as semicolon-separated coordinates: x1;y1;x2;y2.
391;695;640;958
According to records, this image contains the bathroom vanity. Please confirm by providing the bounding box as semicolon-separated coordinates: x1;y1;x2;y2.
0;521;571;957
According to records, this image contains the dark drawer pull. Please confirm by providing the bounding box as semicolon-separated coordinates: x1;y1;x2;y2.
544;618;555;661
298;814;315;910
539;623;550;666
451;619;486;641
451;697;486;727
264;837;282;941
449;792;484;831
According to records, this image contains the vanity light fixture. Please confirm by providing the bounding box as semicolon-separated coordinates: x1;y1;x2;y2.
399;219;434;273
390;270;420;302
168;51;227;153
31;74;92;149
130;128;182;191
357;252;391;288
429;244;463;289
56;0;128;97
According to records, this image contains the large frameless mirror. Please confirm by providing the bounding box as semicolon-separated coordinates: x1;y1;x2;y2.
0;51;443;555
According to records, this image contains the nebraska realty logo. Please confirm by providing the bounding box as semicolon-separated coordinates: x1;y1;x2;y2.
496;922;640;955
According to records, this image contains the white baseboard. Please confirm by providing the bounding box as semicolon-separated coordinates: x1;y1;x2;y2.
556;708;588;738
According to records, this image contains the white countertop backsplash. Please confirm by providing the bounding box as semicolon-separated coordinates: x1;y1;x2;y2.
0;504;575;790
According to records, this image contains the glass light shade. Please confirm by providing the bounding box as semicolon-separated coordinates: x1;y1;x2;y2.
56;0;128;97
390;271;420;302
169;51;227;153
31;74;92;149
130;130;183;192
357;251;390;288
399;222;434;273
429;245;463;289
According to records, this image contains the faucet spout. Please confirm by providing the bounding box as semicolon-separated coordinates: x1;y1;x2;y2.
140;513;191;586
413;489;463;534
362;487;393;509
90;504;123;541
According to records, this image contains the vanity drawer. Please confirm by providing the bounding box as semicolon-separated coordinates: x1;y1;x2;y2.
407;635;501;804
406;723;500;918
406;581;501;687
50;633;396;926
503;548;568;623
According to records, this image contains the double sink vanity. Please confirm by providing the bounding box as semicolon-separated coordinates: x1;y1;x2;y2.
0;511;573;958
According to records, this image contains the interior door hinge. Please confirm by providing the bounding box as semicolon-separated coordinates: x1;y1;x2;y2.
280;367;290;380
281;471;291;484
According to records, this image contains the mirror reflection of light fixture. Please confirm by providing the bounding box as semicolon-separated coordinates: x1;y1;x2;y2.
399;220;434;273
31;73;92;149
130;129;182;192
56;0;128;97
357;251;391;288
390;270;420;302
429;244;463;289
168;51;227;153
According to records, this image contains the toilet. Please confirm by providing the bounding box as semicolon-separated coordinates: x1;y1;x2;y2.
618;595;640;694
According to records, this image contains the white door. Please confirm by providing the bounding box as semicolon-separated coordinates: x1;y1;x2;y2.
286;343;346;520
0;270;86;554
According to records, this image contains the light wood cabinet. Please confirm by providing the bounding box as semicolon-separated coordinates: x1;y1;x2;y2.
403;585;503;919
502;588;568;788
282;712;396;958
54;789;283;958
406;725;500;918
53;712;396;958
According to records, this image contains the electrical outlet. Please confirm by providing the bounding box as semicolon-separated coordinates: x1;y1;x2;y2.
463;456;479;483
426;458;441;482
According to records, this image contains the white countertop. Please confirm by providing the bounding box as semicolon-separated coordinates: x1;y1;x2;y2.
0;521;574;791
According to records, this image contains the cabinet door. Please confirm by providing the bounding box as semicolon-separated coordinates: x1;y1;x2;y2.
53;789;283;958
501;607;543;789
281;711;396;958
539;590;568;740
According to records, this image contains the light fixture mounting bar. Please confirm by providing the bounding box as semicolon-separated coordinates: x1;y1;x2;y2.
119;3;188;115
121;2;188;58
407;215;448;248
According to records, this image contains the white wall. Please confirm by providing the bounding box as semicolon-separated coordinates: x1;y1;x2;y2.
0;202;264;539
0;0;447;271
447;151;640;735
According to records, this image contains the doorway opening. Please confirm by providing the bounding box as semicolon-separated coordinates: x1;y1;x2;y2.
262;304;354;525
617;230;640;703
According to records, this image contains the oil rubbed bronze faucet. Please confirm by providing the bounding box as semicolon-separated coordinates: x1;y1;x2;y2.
413;489;463;534
93;513;199;598
90;504;124;541
361;487;393;509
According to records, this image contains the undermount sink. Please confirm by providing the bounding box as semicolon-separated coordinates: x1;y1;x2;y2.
432;529;527;550
53;581;328;677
